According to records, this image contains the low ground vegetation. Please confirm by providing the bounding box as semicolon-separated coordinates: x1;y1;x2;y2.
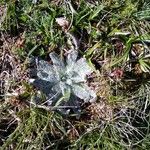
0;0;150;149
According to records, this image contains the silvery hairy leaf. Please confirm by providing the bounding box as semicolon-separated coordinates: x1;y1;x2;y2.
72;84;96;102
36;60;57;82
66;50;78;67
30;50;96;114
74;58;93;76
49;52;65;70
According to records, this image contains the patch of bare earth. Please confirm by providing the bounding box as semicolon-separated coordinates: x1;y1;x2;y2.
0;32;28;145
0;32;28;98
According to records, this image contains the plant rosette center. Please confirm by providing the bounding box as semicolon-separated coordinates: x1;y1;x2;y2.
30;50;97;114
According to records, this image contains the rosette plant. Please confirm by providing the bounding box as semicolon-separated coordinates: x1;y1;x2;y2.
31;50;96;113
